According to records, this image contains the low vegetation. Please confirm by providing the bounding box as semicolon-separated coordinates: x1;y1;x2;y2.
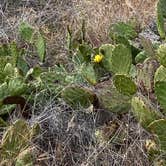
0;0;166;165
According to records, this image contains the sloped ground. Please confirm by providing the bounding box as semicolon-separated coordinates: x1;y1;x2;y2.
0;0;159;166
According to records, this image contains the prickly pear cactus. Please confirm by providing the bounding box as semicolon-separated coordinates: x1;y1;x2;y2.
137;58;159;93
35;33;46;63
3;63;15;79
0;78;27;109
154;65;166;83
157;0;166;38
157;43;166;67
19;22;34;43
148;119;166;151
19;22;46;62
135;51;148;64
81;63;98;85
155;81;166;113
131;96;161;129
8;78;27;96
99;44;114;72
0;82;9;101
113;74;137;96
140;36;155;57
96;80;131;113
129;64;137;79
111;44;132;74
109;22;137;40
0;119;40;161
40;70;67;94
61;86;96;108
78;44;93;63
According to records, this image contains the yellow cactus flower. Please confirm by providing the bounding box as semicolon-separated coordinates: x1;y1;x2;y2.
93;54;103;63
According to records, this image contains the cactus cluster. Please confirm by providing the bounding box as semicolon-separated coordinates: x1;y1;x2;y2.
0;1;166;164
0;41;42;116
59;7;166;161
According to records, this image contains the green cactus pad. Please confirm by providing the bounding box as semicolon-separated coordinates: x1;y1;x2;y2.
155;81;166;113
82;63;97;85
8;78;27;96
113;35;131;48
19;22;34;43
78;44;93;63
109;22;137;40
111;44;132;74
40;67;68;94
19;22;46;62
129;64;137;79
61;86;96;108
35;33;46;63
157;44;166;67
3;63;15;78
0;82;9;101
157;0;166;38
99;44;114;72
135;51;148;64
137;58;159;93
113;74;137;96
96;80;131;113
154;65;166;83
148;119;166;151
140;37;155;57
131;96;161;129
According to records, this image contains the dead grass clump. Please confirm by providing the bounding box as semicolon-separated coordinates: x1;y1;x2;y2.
29;98;151;166
72;0;158;46
1;0;158;63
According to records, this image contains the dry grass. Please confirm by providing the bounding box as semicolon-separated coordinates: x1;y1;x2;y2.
1;0;158;61
29;97;151;166
72;0;157;45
